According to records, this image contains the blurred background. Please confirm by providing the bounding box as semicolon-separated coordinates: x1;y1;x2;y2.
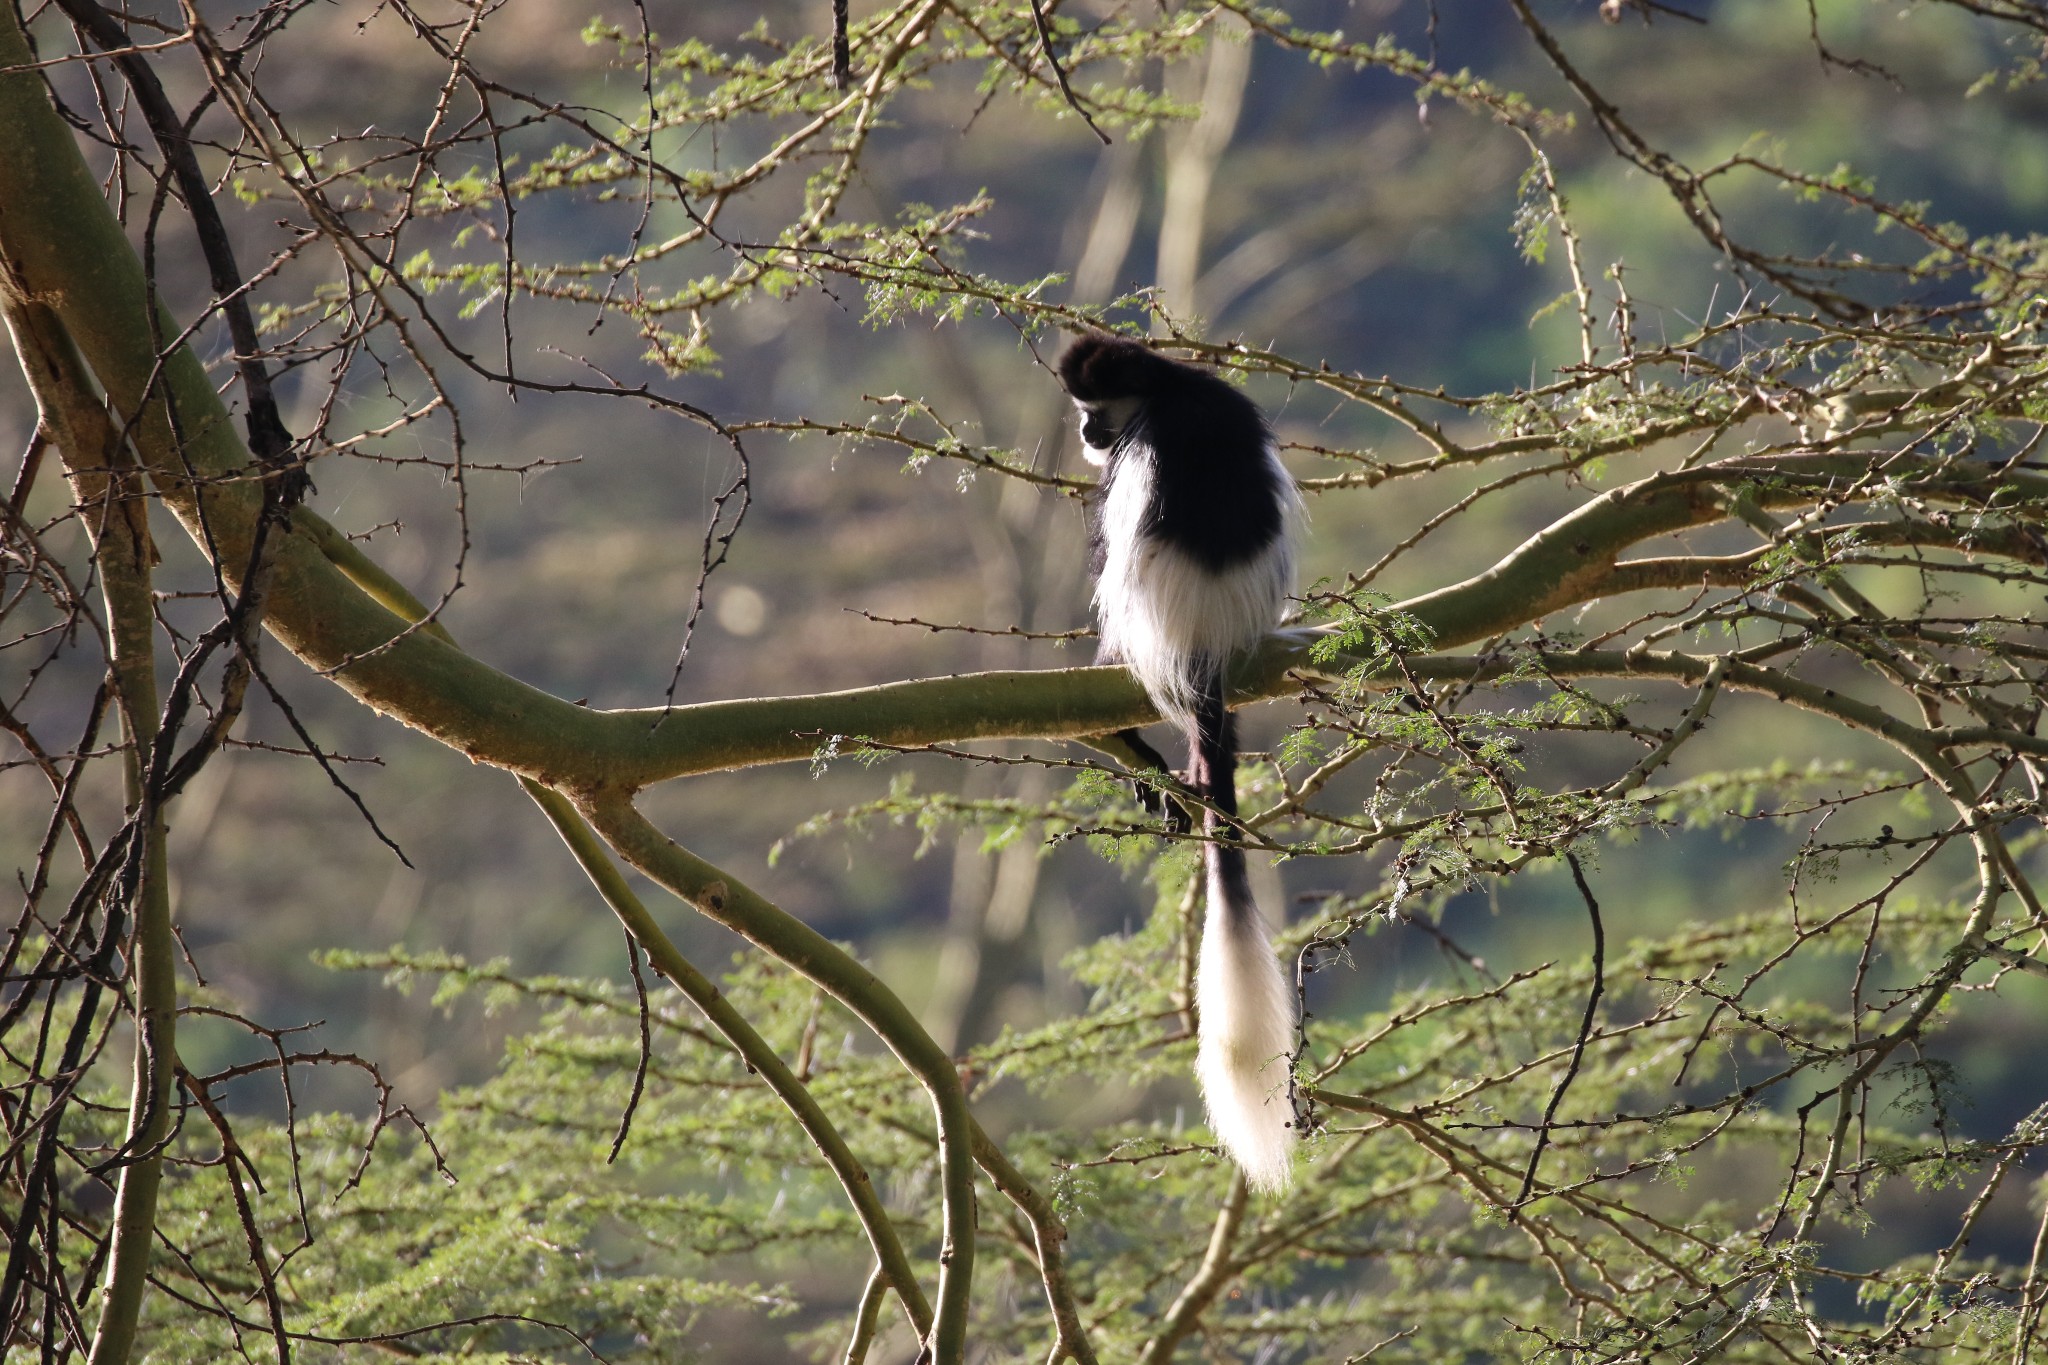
6;0;2048;1314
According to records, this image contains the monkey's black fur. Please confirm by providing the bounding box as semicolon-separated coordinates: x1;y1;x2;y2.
1059;332;1300;1190
1059;335;1287;575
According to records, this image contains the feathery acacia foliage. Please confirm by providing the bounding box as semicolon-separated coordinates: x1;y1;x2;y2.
6;0;2048;1361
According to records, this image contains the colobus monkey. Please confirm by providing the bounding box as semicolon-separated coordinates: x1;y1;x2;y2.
1058;333;1301;1192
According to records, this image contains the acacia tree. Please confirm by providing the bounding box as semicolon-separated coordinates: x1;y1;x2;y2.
6;0;2048;1361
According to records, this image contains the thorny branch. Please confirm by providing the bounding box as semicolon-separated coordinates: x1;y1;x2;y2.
8;0;2048;1362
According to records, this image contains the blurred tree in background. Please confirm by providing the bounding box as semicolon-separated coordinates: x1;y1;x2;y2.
6;0;2048;1360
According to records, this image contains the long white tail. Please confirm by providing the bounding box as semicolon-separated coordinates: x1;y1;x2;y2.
1195;843;1298;1192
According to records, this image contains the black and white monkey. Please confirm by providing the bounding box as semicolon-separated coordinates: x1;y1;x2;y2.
1058;333;1301;1192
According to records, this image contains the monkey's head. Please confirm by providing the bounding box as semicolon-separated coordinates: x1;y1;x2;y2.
1071;399;1139;466
1059;333;1165;467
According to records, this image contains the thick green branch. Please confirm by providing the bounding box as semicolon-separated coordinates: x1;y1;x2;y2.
303;497;945;1341
577;794;977;1365
8;34;2042;807
965;1126;1099;1365
1;297;177;1365
1138;1173;1249;1365
524;781;936;1341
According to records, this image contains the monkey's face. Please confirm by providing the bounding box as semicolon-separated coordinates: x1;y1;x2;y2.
1073;396;1142;467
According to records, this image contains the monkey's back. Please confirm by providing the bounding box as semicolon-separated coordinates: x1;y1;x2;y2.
1091;419;1297;716
1130;372;1287;572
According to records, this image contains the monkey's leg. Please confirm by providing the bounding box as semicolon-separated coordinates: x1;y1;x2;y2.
1080;728;1196;836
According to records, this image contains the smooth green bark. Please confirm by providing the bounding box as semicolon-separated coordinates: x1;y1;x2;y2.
0;297;177;1365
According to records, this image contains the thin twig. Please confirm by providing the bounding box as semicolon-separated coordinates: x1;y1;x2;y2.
1028;0;1110;144
1514;852;1605;1207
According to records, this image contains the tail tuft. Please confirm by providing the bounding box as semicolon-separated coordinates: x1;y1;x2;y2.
1195;862;1298;1193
